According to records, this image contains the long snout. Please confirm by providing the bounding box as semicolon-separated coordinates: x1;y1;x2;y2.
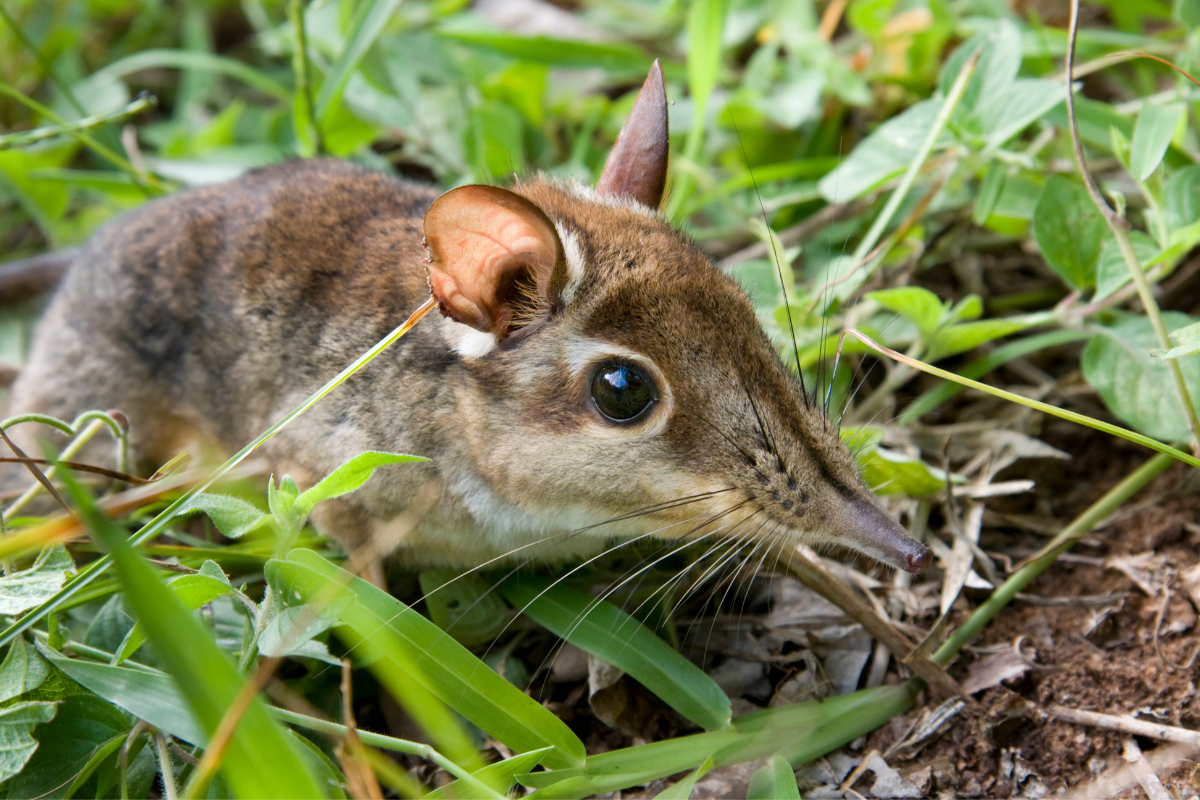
840;499;931;573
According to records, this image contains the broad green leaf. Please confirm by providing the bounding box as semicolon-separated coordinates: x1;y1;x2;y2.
866;287;944;338
1032;176;1110;290
1094;232;1159;302
0;546;75;615
818;100;940;202
1082;313;1200;442
1154;321;1200;360
1130;102;1185;181
1164;164;1200;235
270;550;586;771
1177;0;1200;27
43;652;208;745
115;573;233;664
0;694;126;797
314;0;404;124
0;701;56;783
184;492;274;539
976;79;1063;151
858;446;961;496
465;99;527;181
294;451;426;519
436;31;654;74
419;569;512;647
939;20;1020;110
747;755;801;799
655;756;713;799
926;312;1051;362
59;471;325;798
0;638;49;703
500;574;732;732
429;747;553;800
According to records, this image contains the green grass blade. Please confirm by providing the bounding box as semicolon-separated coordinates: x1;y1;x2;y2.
89;49;290;100
58;470;326;799
523;684;917;799
314;0;403;124
270;549;587;771
500;574;732;731
436;31;656;73
665;0;727;221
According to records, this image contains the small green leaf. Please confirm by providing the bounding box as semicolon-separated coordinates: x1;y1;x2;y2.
199;559;231;585
0;694;127;796
973;163;1005;224
184;493;273;539
1082;313;1200;442
926;312;1050;362
0;701;58;784
419;569;512;647
257;597;352;662
1033;176;1110;290
655;756;714;799
0;546;75;616
866;287;944;338
500;574;732;732
0;638;49;704
747;755;801;799
1154;321;1200;361
293;451;426;519
1130;102;1185;181
858;446;961;496
429;748;553;800
114;573;233;664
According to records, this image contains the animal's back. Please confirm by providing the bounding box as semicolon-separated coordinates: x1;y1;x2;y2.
5;160;441;475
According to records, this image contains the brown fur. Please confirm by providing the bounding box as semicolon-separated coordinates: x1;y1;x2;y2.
3;157;928;573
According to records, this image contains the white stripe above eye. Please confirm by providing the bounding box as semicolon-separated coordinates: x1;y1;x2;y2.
554;223;586;306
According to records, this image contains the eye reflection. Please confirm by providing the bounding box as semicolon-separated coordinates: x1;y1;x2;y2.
590;362;656;422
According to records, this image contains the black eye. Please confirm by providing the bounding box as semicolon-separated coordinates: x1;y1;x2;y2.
590;362;656;422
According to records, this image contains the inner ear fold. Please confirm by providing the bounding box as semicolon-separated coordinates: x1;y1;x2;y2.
423;185;565;341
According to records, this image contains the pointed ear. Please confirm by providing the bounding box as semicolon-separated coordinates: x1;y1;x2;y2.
597;60;669;209
423;185;565;341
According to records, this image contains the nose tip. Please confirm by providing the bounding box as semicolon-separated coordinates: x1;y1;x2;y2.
904;544;932;573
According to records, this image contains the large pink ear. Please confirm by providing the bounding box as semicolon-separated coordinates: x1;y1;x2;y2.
597;60;669;209
423;185;565;341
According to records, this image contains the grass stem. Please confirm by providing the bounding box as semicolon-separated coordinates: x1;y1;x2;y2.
932;452;1173;665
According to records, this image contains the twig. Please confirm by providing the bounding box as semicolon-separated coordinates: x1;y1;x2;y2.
0;457;149;485
933;453;1173;665
778;544;965;699
155;732;179;800
0;426;71;514
1046;705;1200;748
338;659;383;799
